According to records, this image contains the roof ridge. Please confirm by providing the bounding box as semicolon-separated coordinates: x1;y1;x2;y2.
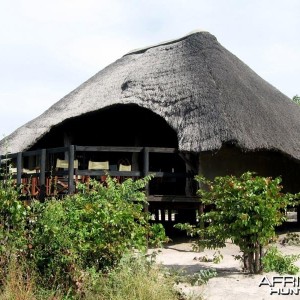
124;29;209;56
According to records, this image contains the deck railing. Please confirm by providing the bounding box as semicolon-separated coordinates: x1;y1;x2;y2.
0;145;193;199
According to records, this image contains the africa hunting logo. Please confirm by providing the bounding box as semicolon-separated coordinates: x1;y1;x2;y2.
259;276;300;295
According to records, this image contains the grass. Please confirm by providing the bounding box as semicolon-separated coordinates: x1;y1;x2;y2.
0;254;181;300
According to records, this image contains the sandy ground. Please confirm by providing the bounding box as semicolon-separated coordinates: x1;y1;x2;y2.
148;230;300;300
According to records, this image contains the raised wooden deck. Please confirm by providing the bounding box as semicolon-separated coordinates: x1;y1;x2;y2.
0;145;196;200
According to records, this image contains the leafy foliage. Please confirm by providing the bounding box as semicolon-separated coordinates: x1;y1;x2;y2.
262;246;300;274
0;174;30;284
280;232;300;246
185;269;217;286
292;94;300;105
82;253;179;300
170;267;217;286
176;172;300;273
0;174;170;294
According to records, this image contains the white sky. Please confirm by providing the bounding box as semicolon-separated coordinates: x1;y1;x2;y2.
0;0;299;137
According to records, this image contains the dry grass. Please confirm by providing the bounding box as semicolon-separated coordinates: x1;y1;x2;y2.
0;259;36;300
0;254;184;300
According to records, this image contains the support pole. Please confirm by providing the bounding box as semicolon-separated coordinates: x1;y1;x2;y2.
68;145;75;194
143;147;149;212
17;152;22;186
40;149;46;187
197;153;205;252
39;149;47;201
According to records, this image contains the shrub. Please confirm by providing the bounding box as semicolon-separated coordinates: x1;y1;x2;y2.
262;246;300;275
0;173;171;295
82;253;179;300
0;173;30;284
175;172;300;274
30;175;157;288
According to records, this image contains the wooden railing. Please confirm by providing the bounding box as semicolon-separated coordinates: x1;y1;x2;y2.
0;145;193;199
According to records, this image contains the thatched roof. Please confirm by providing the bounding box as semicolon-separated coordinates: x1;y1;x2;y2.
1;30;300;159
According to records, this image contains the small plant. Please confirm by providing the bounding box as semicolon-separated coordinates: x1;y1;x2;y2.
280;232;300;246
193;251;223;264
194;255;212;262
173;269;218;286
168;267;217;287
262;246;300;275
292;94;300;105
148;223;170;247
82;253;179;300
184;269;217;286
212;250;223;264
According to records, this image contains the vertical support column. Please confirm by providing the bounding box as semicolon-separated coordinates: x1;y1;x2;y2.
198;152;204;252
39;149;47;201
40;149;46;186
64;131;72;161
17;152;22;186
143;147;149;213
132;136;140;172
68;145;75;194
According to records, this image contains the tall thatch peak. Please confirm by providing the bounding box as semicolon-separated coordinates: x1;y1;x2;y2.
1;30;300;160
125;29;208;55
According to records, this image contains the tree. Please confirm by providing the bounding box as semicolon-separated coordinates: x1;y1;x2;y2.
176;172;299;274
292;95;300;105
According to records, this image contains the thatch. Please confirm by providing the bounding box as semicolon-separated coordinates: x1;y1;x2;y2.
1;30;300;159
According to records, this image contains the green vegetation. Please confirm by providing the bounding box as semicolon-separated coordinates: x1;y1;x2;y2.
175;172;300;274
183;269;217;286
292;94;300;105
0;174;176;299
0;253;179;300
281;232;300;246
262;246;300;275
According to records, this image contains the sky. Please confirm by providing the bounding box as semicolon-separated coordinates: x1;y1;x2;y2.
0;0;299;137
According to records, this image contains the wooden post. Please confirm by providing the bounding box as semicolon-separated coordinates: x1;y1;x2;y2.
143;147;150;212
38;149;47;201
198;153;205;252
64;131;73;161
40;149;46;186
68;145;75;194
17;152;22;186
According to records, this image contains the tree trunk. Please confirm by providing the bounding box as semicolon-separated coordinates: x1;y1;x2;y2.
254;243;261;273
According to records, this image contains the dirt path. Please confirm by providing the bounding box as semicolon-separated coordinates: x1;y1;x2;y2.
148;231;300;300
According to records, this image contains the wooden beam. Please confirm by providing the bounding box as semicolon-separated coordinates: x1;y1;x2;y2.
147;195;199;202
22;150;43;157
153;172;190;178
76;145;143;153
148;147;177;153
143;147;150;213
40;149;46;186
47;147;69;154
68;145;75;194
77;170;141;177
16;152;22;185
2;153;18;159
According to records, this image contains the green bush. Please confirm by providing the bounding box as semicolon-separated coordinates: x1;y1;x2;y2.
175;172;300;274
0;174;171;295
0;174;30;285
0;253;181;300
82;253;179;300
262;246;300;275
30;176;157;288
